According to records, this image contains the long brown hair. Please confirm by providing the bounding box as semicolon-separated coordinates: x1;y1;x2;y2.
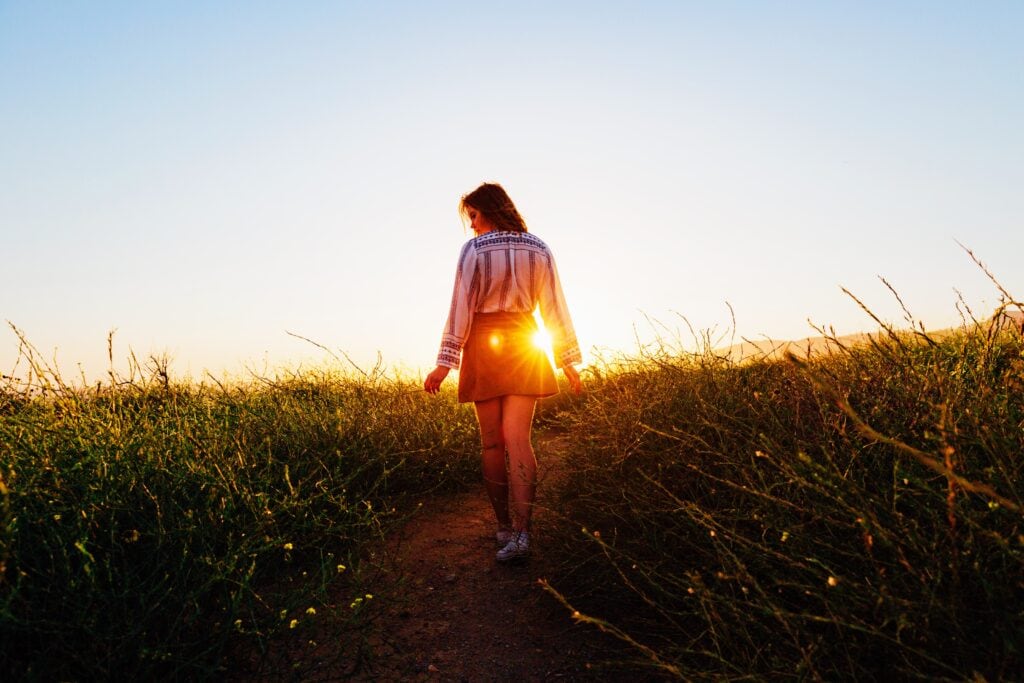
459;182;528;233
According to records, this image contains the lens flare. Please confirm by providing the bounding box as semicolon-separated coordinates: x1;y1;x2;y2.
532;328;551;352
532;327;555;368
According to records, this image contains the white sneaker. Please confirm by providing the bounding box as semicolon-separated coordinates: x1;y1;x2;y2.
496;531;530;562
496;529;513;547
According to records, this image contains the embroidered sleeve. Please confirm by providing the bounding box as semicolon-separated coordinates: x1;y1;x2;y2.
436;240;479;369
537;249;582;368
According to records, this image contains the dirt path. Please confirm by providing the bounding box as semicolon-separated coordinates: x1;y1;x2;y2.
334;431;611;681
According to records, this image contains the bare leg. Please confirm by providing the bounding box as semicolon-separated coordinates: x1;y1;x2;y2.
501;395;538;532
474;397;511;530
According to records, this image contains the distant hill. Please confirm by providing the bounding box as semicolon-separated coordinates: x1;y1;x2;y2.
992;308;1024;328
721;307;1023;363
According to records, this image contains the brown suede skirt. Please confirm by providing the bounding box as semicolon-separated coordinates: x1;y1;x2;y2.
458;312;558;403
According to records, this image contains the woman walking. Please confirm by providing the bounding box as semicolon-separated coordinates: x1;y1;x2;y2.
424;182;582;562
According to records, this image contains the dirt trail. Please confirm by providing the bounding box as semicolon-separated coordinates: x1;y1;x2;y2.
338;431;610;681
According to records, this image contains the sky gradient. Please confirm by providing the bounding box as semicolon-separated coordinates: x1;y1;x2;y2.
2;2;1022;382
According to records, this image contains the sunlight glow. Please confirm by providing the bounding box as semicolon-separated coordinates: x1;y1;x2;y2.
2;4;1020;383
532;325;556;368
532;328;551;352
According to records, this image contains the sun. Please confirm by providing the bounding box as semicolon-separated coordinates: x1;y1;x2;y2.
532;327;552;353
531;318;556;367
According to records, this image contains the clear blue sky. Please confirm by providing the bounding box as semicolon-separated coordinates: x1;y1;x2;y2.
2;1;1022;382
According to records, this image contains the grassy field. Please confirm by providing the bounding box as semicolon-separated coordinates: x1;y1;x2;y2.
0;345;480;679
542;308;1024;680
3;300;1023;680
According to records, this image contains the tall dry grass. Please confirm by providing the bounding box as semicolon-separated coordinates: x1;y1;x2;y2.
0;331;479;679
542;290;1024;680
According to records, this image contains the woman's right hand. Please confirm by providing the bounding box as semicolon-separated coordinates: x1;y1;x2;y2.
563;365;582;395
424;365;450;395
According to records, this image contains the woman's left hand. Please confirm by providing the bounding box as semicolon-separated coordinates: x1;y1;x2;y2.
424;365;450;395
563;365;582;395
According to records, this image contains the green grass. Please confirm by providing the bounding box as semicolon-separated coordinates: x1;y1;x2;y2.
542;311;1024;680
4;287;1023;680
0;348;479;680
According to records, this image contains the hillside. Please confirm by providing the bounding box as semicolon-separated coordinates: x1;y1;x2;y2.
722;307;1023;362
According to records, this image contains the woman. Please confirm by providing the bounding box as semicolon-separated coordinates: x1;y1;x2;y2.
424;182;582;562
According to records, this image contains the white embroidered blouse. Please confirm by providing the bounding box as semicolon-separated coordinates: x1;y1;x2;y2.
437;230;582;370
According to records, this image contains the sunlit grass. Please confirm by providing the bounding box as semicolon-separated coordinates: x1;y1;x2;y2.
540;285;1024;680
0;338;479;680
3;263;1022;680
